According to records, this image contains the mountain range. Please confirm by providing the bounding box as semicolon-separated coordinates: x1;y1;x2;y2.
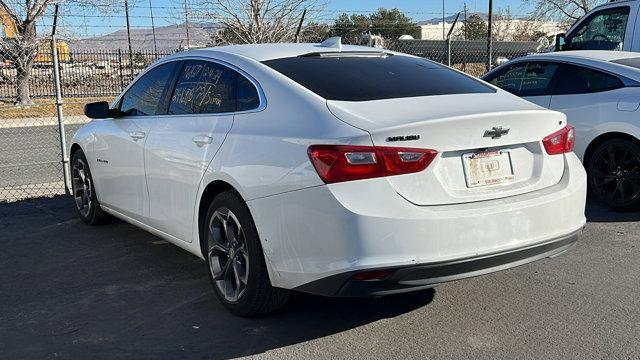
69;13;496;52
68;22;218;52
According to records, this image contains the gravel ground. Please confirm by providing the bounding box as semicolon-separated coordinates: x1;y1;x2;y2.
0;196;638;359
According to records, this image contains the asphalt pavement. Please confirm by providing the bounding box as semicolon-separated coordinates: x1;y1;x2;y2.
0;196;639;360
0;123;81;188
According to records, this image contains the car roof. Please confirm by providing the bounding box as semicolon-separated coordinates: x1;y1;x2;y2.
178;43;386;62
528;50;640;62
485;51;640;83
593;0;637;10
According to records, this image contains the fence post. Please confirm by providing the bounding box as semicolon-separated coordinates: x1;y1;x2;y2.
487;0;493;72
118;49;124;90
51;5;71;195
445;13;459;68
446;38;451;67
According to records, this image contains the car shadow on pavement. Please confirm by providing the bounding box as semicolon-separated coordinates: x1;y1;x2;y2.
0;196;435;360
585;198;640;223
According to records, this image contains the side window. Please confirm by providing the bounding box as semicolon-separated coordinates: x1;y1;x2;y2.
565;6;630;51
487;63;527;95
488;62;558;97
119;62;177;116
237;74;260;111
168;60;238;115
553;65;623;95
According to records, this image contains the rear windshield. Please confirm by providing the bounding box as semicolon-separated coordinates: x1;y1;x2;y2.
611;57;640;69
262;53;495;101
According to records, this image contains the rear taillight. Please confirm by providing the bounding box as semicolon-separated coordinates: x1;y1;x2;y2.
307;145;437;184
542;125;575;155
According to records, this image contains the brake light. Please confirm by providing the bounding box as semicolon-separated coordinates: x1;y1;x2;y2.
542;125;575;155
307;145;437;184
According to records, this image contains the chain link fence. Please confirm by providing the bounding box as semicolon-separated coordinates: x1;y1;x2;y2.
0;46;171;202
0;39;541;202
389;39;541;77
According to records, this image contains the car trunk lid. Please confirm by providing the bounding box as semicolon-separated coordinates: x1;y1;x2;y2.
327;93;568;205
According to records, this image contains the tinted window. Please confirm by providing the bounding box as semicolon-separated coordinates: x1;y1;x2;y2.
487;62;559;97
565;7;630;51
263;53;494;101
553;65;623;95
237;75;260;111
611;57;640;69
168;60;237;115
119;62;177;116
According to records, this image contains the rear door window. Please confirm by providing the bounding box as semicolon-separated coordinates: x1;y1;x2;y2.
168;60;238;115
611;57;640;69
263;53;494;101
553;64;623;95
486;62;559;97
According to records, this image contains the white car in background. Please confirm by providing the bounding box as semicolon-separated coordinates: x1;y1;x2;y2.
72;40;586;316
483;51;640;211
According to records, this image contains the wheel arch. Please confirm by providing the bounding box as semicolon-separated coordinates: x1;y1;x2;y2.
197;180;241;257
70;143;83;159
583;132;640;167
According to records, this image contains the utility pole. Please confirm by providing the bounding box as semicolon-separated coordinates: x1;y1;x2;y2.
487;0;493;71
442;0;445;40
149;0;158;56
184;0;191;49
124;0;134;80
463;2;468;40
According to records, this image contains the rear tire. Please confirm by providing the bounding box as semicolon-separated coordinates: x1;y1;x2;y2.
587;138;640;211
70;149;111;225
204;190;290;316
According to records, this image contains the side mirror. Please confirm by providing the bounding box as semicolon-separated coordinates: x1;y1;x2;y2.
84;101;114;119
555;33;566;51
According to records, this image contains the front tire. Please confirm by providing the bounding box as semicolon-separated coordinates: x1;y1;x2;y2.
71;150;111;225
204;190;289;316
587;138;640;211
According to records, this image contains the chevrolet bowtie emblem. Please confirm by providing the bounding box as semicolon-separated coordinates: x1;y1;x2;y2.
483;126;510;139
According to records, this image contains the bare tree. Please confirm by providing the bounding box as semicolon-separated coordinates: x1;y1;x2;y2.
492;8;516;41
0;1;50;106
0;0;117;106
525;0;606;23
195;0;326;44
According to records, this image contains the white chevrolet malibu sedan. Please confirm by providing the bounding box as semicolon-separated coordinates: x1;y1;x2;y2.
72;39;587;316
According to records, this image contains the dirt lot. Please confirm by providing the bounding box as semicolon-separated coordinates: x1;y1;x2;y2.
0;98;113;119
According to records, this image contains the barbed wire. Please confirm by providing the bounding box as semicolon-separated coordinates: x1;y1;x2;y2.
0;0;555;49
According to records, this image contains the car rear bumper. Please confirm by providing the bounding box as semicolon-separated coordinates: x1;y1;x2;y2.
294;228;580;297
248;153;587;292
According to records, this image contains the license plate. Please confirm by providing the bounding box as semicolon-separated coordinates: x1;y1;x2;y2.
462;150;515;188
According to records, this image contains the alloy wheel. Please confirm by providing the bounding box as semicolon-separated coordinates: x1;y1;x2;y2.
71;158;92;217
207;207;249;303
590;144;640;207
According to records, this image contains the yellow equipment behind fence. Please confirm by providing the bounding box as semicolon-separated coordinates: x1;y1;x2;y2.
34;41;71;64
1;7;71;65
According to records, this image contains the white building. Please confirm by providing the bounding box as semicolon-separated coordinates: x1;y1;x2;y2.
419;19;565;41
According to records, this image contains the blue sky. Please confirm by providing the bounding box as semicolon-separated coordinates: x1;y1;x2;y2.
56;0;535;38
323;0;532;17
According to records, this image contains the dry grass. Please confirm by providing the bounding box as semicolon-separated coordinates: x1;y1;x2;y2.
0;97;114;119
452;63;489;78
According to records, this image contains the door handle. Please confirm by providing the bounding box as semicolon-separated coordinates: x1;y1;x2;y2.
192;135;213;147
129;131;146;140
